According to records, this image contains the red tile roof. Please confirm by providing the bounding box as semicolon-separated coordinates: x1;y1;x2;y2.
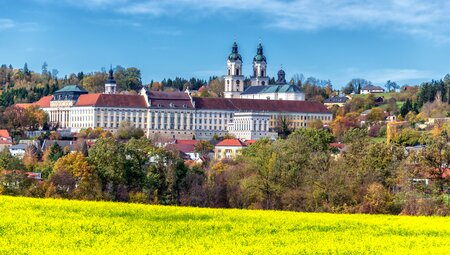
243;140;257;146
175;140;200;145
216;139;246;147
75;94;148;108
0;130;11;139
35;96;53;108
193;97;330;113
169;144;197;154
148;91;194;109
15;95;53;109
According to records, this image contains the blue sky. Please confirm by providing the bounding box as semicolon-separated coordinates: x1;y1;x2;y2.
1;0;450;88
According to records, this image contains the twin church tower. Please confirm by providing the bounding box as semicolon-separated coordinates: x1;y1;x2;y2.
223;41;304;101
224;42;269;98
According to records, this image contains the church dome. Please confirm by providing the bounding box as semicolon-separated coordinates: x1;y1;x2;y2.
276;67;286;84
106;66;116;84
228;42;242;61
253;43;266;63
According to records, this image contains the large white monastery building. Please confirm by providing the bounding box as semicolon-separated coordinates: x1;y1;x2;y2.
21;43;331;140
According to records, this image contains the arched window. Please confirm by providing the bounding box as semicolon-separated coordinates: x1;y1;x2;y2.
236;68;239;76
261;70;264;77
228;69;230;75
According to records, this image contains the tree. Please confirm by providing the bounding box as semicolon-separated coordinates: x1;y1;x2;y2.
344;79;371;94
41;62;48;76
0;148;24;171
47;142;64;163
124;138;154;192
146;147;189;205
80;140;89;157
400;99;413;117
88;137;127;200
419;133;450;194
23;145;40;169
386;98;398;114
115;121;145;140
48;152;101;199
23;63;30;76
307;119;323;129
208;78;224;97
194;140;213;159
367;108;385;122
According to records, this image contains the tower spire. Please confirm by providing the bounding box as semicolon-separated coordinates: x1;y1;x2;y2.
105;64;116;94
109;64;114;80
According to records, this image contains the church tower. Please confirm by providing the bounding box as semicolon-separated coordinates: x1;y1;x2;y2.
250;42;269;86
224;41;245;98
105;66;117;94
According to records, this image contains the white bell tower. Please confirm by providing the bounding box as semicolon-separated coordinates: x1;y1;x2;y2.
105;65;116;94
224;41;245;98
250;42;269;86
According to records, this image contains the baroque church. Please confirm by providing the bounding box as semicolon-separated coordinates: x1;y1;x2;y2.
224;42;305;101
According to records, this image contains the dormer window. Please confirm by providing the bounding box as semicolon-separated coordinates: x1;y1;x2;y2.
182;104;187;108
157;104;161;108
169;103;174;108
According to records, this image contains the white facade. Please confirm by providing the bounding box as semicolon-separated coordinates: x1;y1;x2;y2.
240;91;305;101
228;112;278;140
361;86;385;94
43;93;333;141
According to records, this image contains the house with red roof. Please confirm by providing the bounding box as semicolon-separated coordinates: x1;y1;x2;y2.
0;129;12;150
214;139;248;160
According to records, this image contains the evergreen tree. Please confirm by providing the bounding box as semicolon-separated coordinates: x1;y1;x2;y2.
48;143;64;162
23;63;30;76
400;99;412;117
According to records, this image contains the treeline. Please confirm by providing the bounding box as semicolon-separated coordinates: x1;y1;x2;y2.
149;77;209;91
1;127;449;215
416;77;450;108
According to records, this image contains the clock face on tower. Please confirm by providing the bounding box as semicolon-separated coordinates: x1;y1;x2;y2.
236;80;240;85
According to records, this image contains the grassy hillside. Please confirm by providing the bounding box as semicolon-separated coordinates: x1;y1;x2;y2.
1;196;449;254
352;92;398;100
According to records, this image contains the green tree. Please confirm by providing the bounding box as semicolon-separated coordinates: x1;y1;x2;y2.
48;143;64;163
124;138;154;192
419;133;450;194
88;137;127;200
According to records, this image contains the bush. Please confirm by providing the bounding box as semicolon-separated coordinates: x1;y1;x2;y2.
129;192;150;204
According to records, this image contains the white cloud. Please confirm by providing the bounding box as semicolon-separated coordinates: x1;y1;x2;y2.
118;0;450;41
0;19;15;31
43;0;450;41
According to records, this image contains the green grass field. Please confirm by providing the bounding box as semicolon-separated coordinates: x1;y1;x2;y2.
352;92;398;100
1;196;449;254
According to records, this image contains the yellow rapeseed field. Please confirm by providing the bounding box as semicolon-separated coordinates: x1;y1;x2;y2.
0;196;449;254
